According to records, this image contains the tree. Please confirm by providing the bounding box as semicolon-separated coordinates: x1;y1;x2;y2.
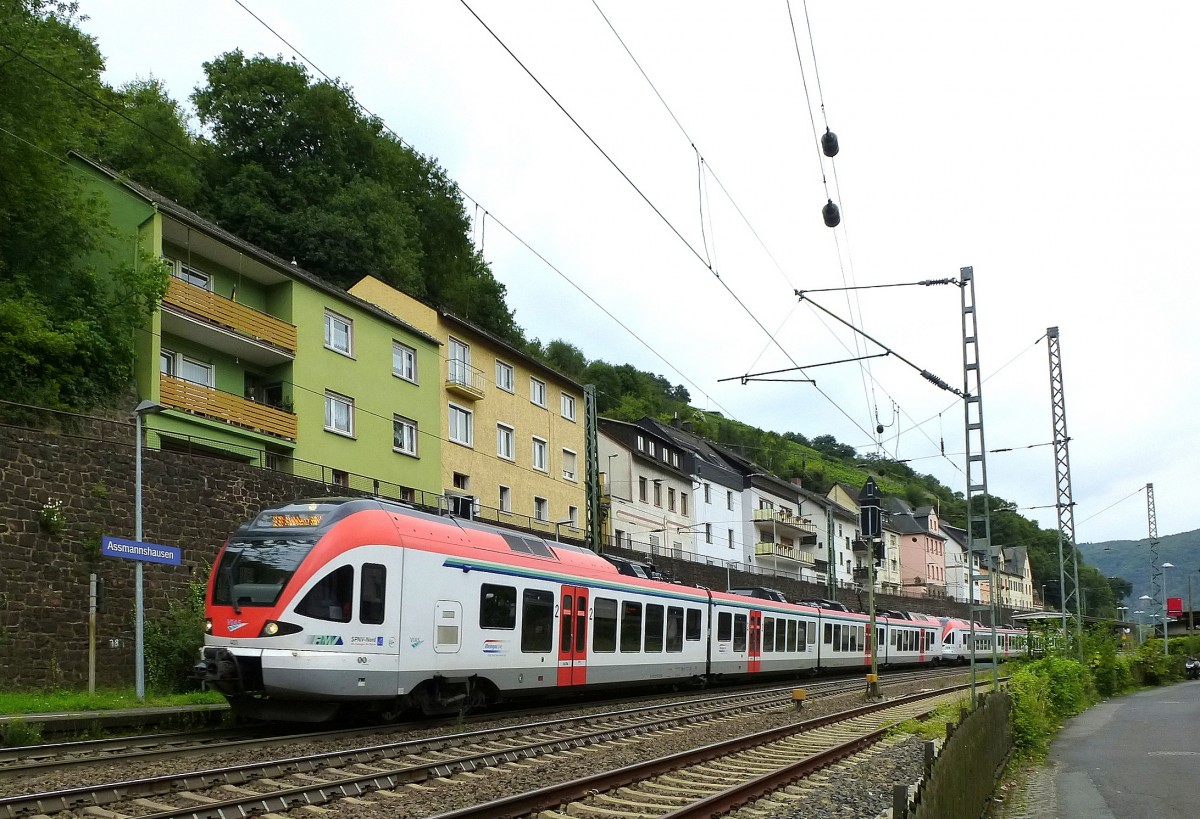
0;1;167;410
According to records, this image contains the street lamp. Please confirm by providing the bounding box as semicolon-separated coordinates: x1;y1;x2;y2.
133;399;165;700
1134;610;1145;643
1162;561;1174;655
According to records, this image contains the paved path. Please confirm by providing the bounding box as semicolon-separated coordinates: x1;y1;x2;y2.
994;679;1200;819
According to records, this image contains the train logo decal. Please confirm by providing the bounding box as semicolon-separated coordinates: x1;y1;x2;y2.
483;639;507;655
226;619;248;632
310;635;343;646
409;637;425;648
351;636;384;646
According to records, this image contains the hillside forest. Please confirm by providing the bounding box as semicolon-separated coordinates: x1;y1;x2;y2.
0;1;1147;618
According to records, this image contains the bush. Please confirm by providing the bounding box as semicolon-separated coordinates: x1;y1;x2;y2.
1008;656;1095;758
143;573;207;694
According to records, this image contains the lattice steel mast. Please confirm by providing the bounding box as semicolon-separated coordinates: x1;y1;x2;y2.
1047;327;1083;649
961;267;998;705
1147;482;1161;635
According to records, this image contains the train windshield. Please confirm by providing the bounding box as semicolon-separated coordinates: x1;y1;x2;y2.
212;537;318;609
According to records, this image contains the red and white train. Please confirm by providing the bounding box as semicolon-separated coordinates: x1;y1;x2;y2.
197;498;1029;721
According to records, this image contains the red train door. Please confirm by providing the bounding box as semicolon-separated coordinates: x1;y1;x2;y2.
748;610;762;672
557;586;589;686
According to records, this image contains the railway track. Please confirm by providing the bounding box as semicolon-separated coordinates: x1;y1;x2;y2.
0;668;975;818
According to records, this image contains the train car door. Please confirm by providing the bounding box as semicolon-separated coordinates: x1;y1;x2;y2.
748;609;762;672
557;585;589;686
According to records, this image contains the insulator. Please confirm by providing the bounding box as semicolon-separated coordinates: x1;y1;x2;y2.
822;199;841;228
876;424;884;435
821;128;839;157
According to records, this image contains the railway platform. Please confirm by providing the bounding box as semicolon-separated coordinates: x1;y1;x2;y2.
0;702;228;737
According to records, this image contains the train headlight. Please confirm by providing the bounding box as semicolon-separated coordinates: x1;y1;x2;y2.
204;618;213;634
258;620;302;637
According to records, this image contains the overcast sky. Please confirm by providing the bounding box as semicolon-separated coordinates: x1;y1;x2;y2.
76;2;1200;544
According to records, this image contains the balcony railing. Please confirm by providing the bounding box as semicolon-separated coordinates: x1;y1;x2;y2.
751;508;819;541
445;359;485;400
754;541;816;566
160;373;297;441
163;277;296;354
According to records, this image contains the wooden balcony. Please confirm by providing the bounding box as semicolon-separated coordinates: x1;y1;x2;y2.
160;373;297;441
445;360;485;400
163;277;296;355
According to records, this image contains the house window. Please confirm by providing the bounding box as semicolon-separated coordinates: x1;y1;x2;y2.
532;437;548;471
561;393;576;421
324;391;354;436
448;337;470;386
639;476;648;502
562;449;577;481
499;485;511;512
496;360;514;392
392;342;417;382
533;496;548;522
324;310;353;356
171;260;211;290
704;483;711;503
159;349;175;376
671;452;679;468
177;355;213;387
392;415;417;455
567;505;579;526
530;377;546;407
496;423;514;460
653;482;662;507
726;490;733;510
647;440;656;457
681;493;689;516
705;523;713;544
728;529;735;549
637;434;645;451
449;403;473;446
453;472;470;490
668;487;676;512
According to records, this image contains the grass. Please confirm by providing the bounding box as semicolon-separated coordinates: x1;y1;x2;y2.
0;688;224;715
890;697;970;740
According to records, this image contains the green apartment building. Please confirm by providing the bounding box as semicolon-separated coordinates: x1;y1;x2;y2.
76;155;443;501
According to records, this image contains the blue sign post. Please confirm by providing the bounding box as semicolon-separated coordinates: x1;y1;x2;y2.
101;536;182;566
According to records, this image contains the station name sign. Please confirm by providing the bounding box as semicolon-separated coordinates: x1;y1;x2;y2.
101;536;182;566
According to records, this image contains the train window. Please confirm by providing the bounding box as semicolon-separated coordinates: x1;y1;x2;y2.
295;565;354;622
762;618;775;653
214;537;318;608
520;589;554;653
621;602;643;652
776;620;787;653
685;609;702;641
593;597;617;652
848;626;857;652
807;622;817;646
644;604;664;652
560;594;573;653
787;620;798;652
824;622;833;645
359;563;386;625
666;607;684;652
480;584;517;629
717;612;733;642
575;600;587;653
733;614;747;652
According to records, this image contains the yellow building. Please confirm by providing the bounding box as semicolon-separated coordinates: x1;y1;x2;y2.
350;276;587;538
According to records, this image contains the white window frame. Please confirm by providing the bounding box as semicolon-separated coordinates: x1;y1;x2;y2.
499;485;512;513
533;496;548;522
392;341;417;383
448;337;471;385
163;352;213;388
532;436;548;472
164;258;212;290
496;360;515;393
449;403;473;447
496;423;515;461
324;310;353;357
561;448;577;482
530;377;547;407
324;391;354;437
567;505;579;526
561;392;576;421
393;414;418;456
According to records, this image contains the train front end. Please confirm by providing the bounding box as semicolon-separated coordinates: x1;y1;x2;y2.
195;498;393;721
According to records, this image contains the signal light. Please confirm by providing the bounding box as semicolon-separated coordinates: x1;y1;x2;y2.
258;620;302;637
204;618;213;634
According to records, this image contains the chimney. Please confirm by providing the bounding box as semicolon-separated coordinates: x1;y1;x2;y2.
681;420;693;432
670;415;682;429
791;478;803;487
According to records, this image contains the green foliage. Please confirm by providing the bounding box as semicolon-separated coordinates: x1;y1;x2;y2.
1133;639;1182;685
1008;655;1096;757
38;499;65;535
143;571;207;694
0;719;44;747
